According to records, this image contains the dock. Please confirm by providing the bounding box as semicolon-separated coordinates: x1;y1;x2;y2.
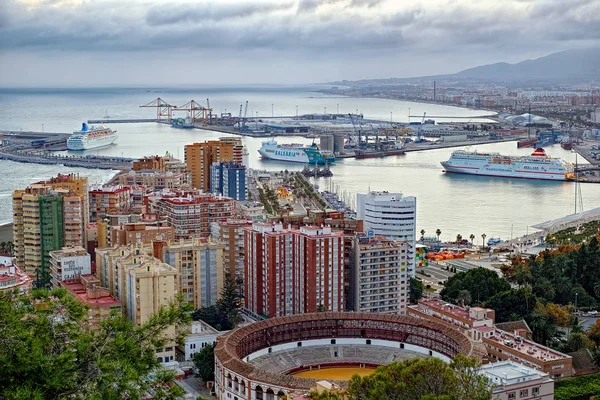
87;119;157;124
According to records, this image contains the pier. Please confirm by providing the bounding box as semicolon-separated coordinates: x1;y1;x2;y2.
87;119;157;124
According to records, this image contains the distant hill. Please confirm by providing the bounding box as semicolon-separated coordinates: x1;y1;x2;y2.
335;48;600;86
453;48;600;82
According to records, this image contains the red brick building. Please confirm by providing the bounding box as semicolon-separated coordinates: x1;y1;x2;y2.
245;223;344;317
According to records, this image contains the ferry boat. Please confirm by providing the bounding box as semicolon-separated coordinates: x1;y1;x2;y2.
441;148;574;181
67;123;117;151
258;140;336;164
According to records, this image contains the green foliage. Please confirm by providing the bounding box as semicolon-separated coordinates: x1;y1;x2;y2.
440;267;510;305
485;288;538;323
192;342;216;382
0;289;191;400
554;372;600;400
192;273;241;331
546;220;600;246
346;355;492;400
409;277;424;304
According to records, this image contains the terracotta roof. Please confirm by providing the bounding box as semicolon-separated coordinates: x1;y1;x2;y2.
495;320;533;335
568;349;598;375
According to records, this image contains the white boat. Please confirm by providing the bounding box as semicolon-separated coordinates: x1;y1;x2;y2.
257;140;336;164
67;123;117;151
441;148;574;181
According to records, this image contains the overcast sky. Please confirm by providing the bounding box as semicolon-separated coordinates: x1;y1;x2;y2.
1;0;599;86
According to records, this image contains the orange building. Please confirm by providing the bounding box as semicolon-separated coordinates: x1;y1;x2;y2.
133;155;167;171
110;222;175;246
88;185;132;222
184;140;237;191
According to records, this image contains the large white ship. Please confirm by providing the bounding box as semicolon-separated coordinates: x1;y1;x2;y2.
67;123;117;151
258;140;336;164
441;148;575;181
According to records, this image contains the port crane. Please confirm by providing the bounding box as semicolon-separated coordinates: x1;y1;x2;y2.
348;113;363;147
414;112;426;143
173;100;211;124
206;98;212;124
140;98;176;122
237;101;249;132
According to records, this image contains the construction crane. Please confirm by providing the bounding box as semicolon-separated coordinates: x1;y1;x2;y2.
415;112;427;143
140;98;176;122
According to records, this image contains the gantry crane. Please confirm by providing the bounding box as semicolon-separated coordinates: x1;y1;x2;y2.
173;100;212;124
140;98;176;122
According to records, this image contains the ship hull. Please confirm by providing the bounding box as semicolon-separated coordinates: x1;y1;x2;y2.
355;150;405;159
258;148;309;163
67;134;118;151
441;162;567;181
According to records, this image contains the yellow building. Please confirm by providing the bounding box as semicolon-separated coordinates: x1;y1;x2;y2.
158;238;225;309
184;140;236;191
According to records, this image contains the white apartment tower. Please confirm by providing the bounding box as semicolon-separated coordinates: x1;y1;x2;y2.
356;191;417;276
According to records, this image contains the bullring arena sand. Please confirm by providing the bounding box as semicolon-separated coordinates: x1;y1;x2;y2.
291;366;377;380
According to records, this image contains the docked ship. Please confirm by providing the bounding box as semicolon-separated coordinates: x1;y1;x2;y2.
441;148;575;181
355;141;405;159
67;123;117;151
258;140;336;164
171;117;194;129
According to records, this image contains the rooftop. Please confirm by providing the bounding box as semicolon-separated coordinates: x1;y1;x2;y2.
49;246;89;259
0;260;32;290
89;184;130;194
480;361;549;386
61;276;121;307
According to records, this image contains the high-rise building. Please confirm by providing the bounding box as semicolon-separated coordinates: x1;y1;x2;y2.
12;185;86;283
117;170;191;191
210;162;246;201
245;223;344;317
350;235;409;314
158;238;225;309
148;190;235;239
184;140;237;191
88;185;132;222
210;219;252;283
110;223;175;246
356;191;417;276
49;246;91;289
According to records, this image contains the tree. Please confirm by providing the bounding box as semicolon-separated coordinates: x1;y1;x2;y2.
456;290;472;307
440;268;510;305
0;288;190;400
469;234;475;244
594;279;600;299
192;273;242;331
566;332;587;352
409;277;424;304
481;233;486;247
587;319;600;345
192;342;216;382
485;288;538;324
316;304;326;312
450;355;494;400
435;229;441;241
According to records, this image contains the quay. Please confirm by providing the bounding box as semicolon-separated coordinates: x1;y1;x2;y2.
0;150;134;170
87;118;157;124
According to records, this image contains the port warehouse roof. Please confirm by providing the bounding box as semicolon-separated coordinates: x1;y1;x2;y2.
532;207;600;230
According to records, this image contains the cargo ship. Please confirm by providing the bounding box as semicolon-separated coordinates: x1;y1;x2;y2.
258;140;336;164
67;123;117;151
355;141;405;159
171;117;194;129
441;148;574;181
517;138;537;148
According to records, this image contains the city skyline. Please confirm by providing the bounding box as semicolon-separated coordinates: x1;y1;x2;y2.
2;0;599;86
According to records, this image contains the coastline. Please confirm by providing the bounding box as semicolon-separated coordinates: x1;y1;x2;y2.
0;222;13;242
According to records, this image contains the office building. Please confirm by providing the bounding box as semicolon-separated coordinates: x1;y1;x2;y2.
210;162;246;200
245;223;344;317
408;299;572;377
350;234;410;314
184;140;237;191
479;361;554;400
158;238;225;309
357;191;417;276
49;246;91;289
210;219;252;283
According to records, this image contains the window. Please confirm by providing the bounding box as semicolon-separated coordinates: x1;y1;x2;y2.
297;342;302;347
508;393;515;400
532;387;540;396
520;389;528;397
331;339;336;344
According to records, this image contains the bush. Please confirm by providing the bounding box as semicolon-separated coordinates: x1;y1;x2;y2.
555;372;600;400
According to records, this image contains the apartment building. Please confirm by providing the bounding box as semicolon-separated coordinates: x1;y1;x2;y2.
184;140;237;191
60;274;121;331
49;246;91;289
117;170;191;191
245;223;344;317
350;234;410;314
210;219;252;283
0;257;32;294
210;162;246;200
88;185;132;222
12;185;85;281
480;361;554;400
110;223;175;246
157;238;225;309
148;190;234;239
357;191;417;276
408;299;572;378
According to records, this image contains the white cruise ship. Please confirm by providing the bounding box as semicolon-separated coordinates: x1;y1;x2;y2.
258;140;336;164
441;148;574;181
67;123;117;151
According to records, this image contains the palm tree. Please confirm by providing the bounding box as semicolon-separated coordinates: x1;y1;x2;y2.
469;234;475;244
567;332;587;352
456;290;472;307
481;233;487;247
420;229;425;239
435;229;441;242
509;312;521;322
594;279;600;299
456;234;463;243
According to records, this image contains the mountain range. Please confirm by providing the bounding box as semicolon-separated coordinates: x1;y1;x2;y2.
337;48;600;85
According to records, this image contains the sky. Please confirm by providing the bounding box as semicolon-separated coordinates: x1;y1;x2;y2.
0;0;599;86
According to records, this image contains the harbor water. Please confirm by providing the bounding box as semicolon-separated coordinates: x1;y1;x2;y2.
1;86;599;240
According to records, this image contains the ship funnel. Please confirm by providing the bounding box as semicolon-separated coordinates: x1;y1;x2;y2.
81;123;89;132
